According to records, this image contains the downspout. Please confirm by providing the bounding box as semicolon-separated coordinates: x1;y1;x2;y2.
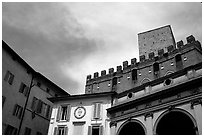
17;73;35;134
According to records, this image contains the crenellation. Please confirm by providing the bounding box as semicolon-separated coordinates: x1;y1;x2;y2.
101;70;106;76
87;75;92;81
123;61;128;69
187;35;195;44
158;49;164;57
139;55;146;62
109;68;114;74
177;40;184;49
167;45;175;53
94;72;99;78
117;65;122;72
148;52;155;60
131;58;137;65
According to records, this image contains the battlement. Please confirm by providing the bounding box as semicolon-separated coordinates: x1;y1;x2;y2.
86;35;201;83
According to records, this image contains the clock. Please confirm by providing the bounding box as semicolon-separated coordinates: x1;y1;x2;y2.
74;106;86;119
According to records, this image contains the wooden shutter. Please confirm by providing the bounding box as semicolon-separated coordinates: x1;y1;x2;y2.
4;71;9;81
31;97;37;111
18;107;23;119
93;103;101;119
64;127;68;135
99;125;103;135
8;74;14;85
56;106;61;122
66;105;71;121
88;126;92;135
36;100;43;113
46;105;51;118
54;127;58;135
13;104;17;116
24;86;29;97
19;83;24;93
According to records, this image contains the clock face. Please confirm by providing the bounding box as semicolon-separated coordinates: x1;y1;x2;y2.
74;106;86;119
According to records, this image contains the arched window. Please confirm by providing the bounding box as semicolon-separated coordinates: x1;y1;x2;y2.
175;54;183;70
132;69;137;81
153;62;160;78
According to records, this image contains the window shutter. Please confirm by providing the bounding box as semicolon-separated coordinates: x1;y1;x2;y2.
99;126;103;135
93;104;97;118
4;71;9;81
93;103;101;119
56;106;61;122
19;83;24;93
54;127;58;135
31;97;37;111
8;74;14;85
46;105;51;118
18;107;23;119
24;86;29;97
66;105;71;121
36;100;43;113
64;127;68;135
13;104;17;116
88;126;92;135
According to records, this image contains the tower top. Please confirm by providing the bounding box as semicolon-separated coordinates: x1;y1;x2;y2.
138;25;176;59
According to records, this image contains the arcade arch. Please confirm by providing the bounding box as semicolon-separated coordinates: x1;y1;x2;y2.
154;108;197;135
117;119;146;135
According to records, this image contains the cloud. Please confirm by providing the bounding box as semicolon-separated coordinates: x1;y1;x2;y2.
2;2;100;94
2;2;202;95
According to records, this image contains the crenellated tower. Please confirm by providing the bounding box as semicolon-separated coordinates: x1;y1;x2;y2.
85;25;202;95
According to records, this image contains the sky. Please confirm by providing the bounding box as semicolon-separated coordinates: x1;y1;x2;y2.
2;2;202;95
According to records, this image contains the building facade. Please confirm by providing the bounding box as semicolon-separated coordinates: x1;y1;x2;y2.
2;41;69;135
48;25;202;135
48;92;115;135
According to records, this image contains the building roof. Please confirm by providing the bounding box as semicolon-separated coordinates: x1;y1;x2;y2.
48;91;117;103
2;40;70;96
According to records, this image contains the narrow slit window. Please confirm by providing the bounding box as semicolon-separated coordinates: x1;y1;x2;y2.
132;69;137;80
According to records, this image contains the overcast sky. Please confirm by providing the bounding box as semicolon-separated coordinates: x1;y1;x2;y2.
2;2;202;95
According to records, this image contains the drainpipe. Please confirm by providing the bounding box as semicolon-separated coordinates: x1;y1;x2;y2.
17;73;35;135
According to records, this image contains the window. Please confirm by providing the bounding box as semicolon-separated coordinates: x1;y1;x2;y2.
93;103;101;119
2;96;6;108
88;125;103;135
132;69;137;81
13;104;23;119
4;71;14;85
112;77;117;91
31;97;43;114
56;105;71;121
54;126;68;135
24;127;31;135
153;62;160;78
19;83;29;96
4;124;18;135
175;54;183;70
31;97;50;118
